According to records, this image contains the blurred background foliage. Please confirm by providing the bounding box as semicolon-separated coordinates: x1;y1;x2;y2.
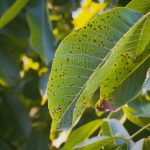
0;0;150;149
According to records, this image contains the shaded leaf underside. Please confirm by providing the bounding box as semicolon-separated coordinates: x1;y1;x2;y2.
27;0;55;64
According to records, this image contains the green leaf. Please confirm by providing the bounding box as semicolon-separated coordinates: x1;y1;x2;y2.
39;71;50;98
115;144;128;150
0;0;29;28
27;0;56;65
0;93;31;140
96;12;150;112
48;7;143;131
74;136;121;150
110;109;124;121
127;95;150;118
74;13;150;128
101;119;132;146
0;14;30;39
62;120;103;150
127;0;150;14
143;138;150;150
102;119;130;138
0;0;30;39
88;88;100;108
0;0;14;15
130;138;150;150
123;105;150;130
25;127;49;150
0;34;26;87
0;50;19;87
105;143;128;150
0;140;12;150
142;71;150;95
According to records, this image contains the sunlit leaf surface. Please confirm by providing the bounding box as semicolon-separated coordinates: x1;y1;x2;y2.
47;7;144;131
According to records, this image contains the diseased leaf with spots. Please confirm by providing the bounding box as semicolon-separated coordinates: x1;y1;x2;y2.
74;13;150;126
96;12;150;112
127;0;150;14
47;7;143;131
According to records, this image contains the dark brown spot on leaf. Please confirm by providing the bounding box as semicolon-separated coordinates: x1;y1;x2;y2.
96;99;114;112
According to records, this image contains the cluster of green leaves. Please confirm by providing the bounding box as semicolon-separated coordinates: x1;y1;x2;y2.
0;0;150;149
0;0;75;149
48;0;150;149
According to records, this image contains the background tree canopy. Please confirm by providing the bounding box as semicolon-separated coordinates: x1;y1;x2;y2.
0;0;150;150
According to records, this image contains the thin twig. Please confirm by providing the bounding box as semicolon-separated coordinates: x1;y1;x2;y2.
107;112;113;119
127;123;150;141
